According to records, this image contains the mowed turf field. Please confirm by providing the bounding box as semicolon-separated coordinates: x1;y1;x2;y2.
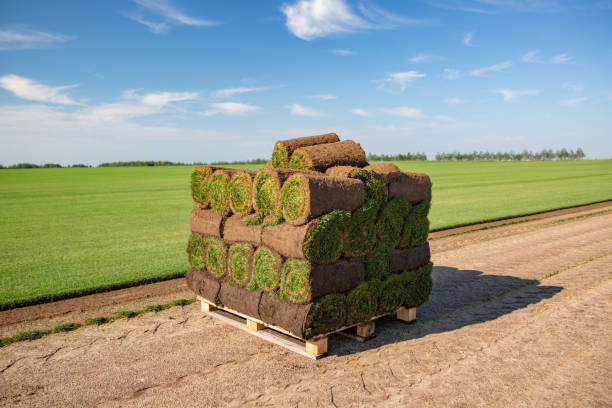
1;160;611;309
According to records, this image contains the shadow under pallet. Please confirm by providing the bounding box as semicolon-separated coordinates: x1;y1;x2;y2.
198;296;417;359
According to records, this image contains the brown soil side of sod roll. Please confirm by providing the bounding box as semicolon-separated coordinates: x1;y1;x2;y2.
365;162;402;182
261;221;312;259
258;293;313;338
229;169;257;215
388;172;432;203
291;140;368;172
189;208;225;238
282;173;365;226
389;243;431;274
218;284;263;319
223;214;263;246
285;257;366;303
273;133;339;168
186;268;221;303
210;169;239;215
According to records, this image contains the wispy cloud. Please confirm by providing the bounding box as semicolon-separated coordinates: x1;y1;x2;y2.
492;88;541;101
203;102;260;116
211;86;270;99
559;96;588;105
444;97;468;105
128;0;218;33
471;61;512;76
562;81;583;92
442;68;463;80
349;108;370;117
462;32;474;46
281;0;426;41
288;103;322;116
0;74;80;105
381;106;424;118
521;50;541;63
122;89;198;106
310;94;337;100
552;53;572;64
331;49;356;56
379;71;426;91
428;0;573;13
410;53;435;63
0;27;74;51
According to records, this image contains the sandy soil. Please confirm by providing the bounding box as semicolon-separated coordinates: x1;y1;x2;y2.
1;205;611;407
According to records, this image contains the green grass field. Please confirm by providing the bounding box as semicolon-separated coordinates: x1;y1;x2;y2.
1;160;611;309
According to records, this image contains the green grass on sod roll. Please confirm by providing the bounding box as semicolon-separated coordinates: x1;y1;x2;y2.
305;293;347;337
271;143;285;168
288;151;310;169
186;234;206;270
280;176;307;223
253;172;277;215
345;198;380;257
190;167;212;205
247;247;279;291
279;260;310;303
346;280;383;324
228;174;251;214
227;244;250;285
303;210;351;263
365;241;392;281
378;274;407;313
2;160;610;309
208;172;230;213
203;236;226;278
377;197;411;247
401;262;433;307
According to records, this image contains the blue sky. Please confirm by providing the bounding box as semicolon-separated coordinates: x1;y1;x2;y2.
0;0;611;165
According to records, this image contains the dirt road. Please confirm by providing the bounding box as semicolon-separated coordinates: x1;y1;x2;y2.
1;206;611;407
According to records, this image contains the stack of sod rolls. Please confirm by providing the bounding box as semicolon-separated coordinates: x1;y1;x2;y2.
186;133;433;339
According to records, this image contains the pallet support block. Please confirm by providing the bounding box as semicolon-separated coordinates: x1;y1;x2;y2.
356;321;375;339
198;296;217;312
247;319;265;332
305;337;328;357
397;306;417;323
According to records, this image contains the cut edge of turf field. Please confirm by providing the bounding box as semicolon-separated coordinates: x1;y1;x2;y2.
2;199;610;311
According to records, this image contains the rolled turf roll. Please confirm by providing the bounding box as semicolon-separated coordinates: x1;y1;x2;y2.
228;170;257;215
280;173;365;226
203;236;227;279
185;233;206;270
279;257;365;304
325;165;372;180
262;210;350;263
209;169;237;215
186;268;221;304
346;280;383;325
389;243;431;274
246;246;283;292
223;214;263;246
288;140;368;172
271;133;339;168
248;168;302;225
227;243;253;287
400;200;431;248
189;207;225;238
305;293;347;337
344;198;380;257
364;162;402;182
218;284;262;319
365;241;393;281
378;273;408;314
377;197;412;248
401;262;433;307
364;176;388;207
388;172;432;204
190;166;216;207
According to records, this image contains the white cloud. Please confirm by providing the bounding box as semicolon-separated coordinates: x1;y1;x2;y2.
471;61;512;76
281;0;425;41
288;103;322;116
0;27;74;51
559;96;588;106
203;102;261;116
332;49;356;56
462;32;474;46
521;50;541;63
562;82;583;92
552;53;572;64
0;74;80;105
310;93;337;100
442;68;463;80
380;71;426;91
492;88;541;101
444;97;468;105
211;86;270;99
410;53;434;63
125;15;169;34
429;0;572;13
129;0;217;33
349;108;370;117
381;106;424;118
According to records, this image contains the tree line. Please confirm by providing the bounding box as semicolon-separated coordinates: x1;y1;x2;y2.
434;148;585;161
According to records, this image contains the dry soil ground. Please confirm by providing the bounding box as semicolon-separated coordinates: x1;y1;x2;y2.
1;204;611;407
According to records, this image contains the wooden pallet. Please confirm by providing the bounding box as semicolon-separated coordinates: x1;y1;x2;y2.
198;296;417;359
